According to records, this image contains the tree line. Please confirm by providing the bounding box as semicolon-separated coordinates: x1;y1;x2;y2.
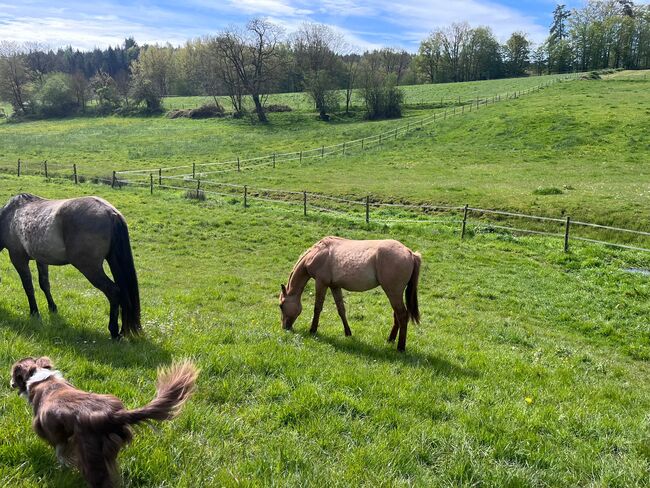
0;1;648;122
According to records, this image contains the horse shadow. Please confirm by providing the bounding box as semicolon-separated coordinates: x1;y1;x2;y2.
0;305;171;369
297;328;478;379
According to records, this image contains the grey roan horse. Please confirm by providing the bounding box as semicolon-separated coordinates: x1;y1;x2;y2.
0;194;140;339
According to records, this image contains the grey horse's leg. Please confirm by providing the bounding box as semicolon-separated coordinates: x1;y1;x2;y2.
36;262;58;313
74;263;121;339
309;281;328;334
331;287;352;336
9;251;39;317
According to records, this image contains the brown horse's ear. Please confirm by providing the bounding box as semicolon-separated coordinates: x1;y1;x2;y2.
36;357;53;369
280;284;287;296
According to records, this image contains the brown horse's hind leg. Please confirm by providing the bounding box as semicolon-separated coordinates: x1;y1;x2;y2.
331;287;352;336
74;264;121;339
310;281;328;334
385;292;409;352
388;311;399;343
9;251;39;317
36;262;58;313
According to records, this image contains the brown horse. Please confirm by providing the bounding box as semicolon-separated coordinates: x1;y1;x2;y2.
280;236;421;351
0;194;140;339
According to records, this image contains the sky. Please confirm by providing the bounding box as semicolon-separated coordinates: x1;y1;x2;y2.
0;1;634;52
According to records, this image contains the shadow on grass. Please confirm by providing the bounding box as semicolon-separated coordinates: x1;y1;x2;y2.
0;306;170;368
297;329;478;379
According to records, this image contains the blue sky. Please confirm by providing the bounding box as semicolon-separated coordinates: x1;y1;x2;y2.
0;1;628;52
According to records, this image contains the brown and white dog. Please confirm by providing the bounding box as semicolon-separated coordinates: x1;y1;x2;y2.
10;356;198;488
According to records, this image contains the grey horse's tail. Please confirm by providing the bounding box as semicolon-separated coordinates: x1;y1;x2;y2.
405;252;421;324
107;214;141;334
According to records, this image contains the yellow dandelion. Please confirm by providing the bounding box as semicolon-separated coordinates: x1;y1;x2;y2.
525;397;533;404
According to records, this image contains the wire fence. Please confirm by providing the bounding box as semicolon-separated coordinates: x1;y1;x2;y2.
2;161;649;255
114;73;580;179
4;72;646;255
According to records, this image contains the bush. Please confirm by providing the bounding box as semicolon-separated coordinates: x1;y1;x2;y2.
189;104;225;118
362;82;404;120
184;189;206;201
533;186;563;195
167;104;226;119
267;104;292;113
37;72;78;117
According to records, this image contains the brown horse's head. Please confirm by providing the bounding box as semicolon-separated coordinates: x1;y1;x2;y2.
279;284;302;330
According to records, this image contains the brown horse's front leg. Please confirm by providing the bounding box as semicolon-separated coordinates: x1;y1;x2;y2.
9;251;40;318
310;281;327;334
331;287;352;336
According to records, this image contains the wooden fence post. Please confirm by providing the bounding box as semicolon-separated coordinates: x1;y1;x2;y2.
44;160;48;178
365;196;370;224
73;164;78;184
321;145;324;157
192;162;196;179
379;133;382;144
158;168;162;185
237;157;240;172
303;191;307;216
361;138;364;150
273;153;276;168
461;204;469;239
564;216;571;252
342;142;346;156
150;173;153;194
17;159;21;176
111;171;116;188
300;151;302;163
244;185;248;208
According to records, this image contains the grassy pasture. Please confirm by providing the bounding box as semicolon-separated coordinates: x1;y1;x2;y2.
208;77;650;230
4;74;646;231
162;74;569;112
0;175;649;487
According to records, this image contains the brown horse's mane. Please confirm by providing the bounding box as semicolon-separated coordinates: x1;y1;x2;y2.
287;237;341;283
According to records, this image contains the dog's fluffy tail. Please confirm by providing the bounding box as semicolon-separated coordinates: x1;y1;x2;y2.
114;361;198;425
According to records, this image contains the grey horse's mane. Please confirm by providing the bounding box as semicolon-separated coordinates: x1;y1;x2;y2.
5;193;42;207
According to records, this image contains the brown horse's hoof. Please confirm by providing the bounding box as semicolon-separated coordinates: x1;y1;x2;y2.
111;334;123;342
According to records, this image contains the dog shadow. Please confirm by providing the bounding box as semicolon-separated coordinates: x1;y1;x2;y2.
0;305;171;369
296;328;478;379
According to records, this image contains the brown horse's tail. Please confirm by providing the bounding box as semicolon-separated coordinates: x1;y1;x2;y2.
112;361;198;425
405;252;421;324
107;214;141;334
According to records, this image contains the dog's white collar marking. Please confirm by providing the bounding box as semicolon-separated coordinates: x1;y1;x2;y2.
26;368;63;395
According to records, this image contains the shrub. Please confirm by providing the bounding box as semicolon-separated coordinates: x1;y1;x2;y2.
188;104;225;119
184;189;206;201
533;186;563;195
267;104;292;113
37;72;78;117
360;74;404;120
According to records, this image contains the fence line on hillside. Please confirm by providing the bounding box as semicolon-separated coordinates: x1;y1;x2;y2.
115;73;580;179
3;160;648;255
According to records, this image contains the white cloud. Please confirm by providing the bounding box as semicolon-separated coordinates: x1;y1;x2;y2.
0;0;559;51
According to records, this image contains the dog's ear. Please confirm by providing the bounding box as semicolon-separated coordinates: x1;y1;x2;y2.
280;284;287;296
36;357;53;369
11;359;37;391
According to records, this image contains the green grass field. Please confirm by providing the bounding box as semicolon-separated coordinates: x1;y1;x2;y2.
1;176;649;487
1;72;649;487
2;74;646;229
162;74;569;111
